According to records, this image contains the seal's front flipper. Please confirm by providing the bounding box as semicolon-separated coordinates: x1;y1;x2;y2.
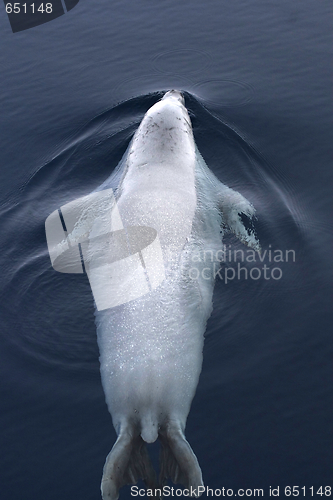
218;185;260;251
101;433;157;500
159;426;203;496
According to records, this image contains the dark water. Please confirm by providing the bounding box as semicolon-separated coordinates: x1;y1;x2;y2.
0;1;332;499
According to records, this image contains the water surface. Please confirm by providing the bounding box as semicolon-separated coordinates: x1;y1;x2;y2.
0;1;332;499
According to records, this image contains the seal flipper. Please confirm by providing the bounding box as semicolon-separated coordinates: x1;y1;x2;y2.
159;425;203;496
217;184;260;251
101;433;157;500
194;147;259;251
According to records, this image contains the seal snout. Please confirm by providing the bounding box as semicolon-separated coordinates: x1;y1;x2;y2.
162;89;185;105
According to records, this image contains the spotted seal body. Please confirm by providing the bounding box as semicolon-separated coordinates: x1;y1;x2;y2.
95;91;259;499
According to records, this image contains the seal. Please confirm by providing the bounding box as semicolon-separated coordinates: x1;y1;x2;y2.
45;90;260;500
96;91;260;499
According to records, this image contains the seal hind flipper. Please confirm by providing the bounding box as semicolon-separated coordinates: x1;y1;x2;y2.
101;433;157;500
159;426;203;496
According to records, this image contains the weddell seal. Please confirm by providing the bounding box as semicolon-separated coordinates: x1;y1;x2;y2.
45;90;260;499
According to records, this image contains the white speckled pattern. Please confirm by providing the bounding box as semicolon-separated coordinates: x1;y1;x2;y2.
94;91;259;499
97;92;202;442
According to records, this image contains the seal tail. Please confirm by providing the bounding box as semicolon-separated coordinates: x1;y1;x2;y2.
159;425;204;496
101;433;157;500
101;426;203;499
